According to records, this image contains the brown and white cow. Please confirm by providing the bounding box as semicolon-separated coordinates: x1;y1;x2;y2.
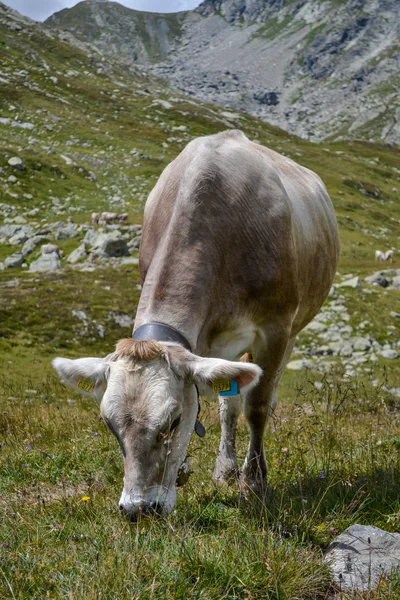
53;130;339;519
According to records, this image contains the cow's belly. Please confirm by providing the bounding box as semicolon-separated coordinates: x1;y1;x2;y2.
209;319;258;360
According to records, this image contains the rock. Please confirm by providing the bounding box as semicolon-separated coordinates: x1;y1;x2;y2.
5;252;24;268
67;243;87;264
8;156;24;169
83;227;99;246
336;276;362;289
54;223;77;240
0;225;22;243
389;276;400;290
29;252;61;272
365;273;390;287
304;321;327;333
286;359;316;371
390;312;400;319
325;524;400;591
110;312;134;328
339;342;353;357
127;235;141;250
253;91;280;106
9;230;28;245
351;337;371;352
22;236;49;256
380;349;398;359
90;231;129;258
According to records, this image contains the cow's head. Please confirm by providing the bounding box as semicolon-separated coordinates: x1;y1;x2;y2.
52;339;262;519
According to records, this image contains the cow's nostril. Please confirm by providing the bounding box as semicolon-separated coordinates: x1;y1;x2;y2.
119;503;124;511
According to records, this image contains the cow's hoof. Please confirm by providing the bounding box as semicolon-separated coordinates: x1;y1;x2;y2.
213;458;239;486
239;475;267;498
240;459;267;497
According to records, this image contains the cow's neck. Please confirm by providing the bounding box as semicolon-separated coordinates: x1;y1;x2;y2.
134;267;210;354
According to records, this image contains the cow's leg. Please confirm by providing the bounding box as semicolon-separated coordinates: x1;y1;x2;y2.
241;331;296;492
213;353;253;484
213;392;242;484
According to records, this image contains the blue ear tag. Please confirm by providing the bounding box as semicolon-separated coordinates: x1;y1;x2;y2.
212;379;239;396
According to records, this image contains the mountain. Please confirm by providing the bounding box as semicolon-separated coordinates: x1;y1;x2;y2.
45;0;400;145
45;1;188;64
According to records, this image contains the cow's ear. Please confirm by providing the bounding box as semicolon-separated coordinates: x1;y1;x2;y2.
167;346;262;395
52;356;109;401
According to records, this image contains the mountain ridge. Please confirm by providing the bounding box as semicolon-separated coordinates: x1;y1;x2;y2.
44;0;400;145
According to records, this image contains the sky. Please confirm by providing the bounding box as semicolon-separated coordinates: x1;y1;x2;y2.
4;0;202;22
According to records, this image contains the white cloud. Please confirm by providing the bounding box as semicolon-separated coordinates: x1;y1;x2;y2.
3;0;202;21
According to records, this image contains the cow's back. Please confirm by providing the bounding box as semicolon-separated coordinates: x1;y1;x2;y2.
139;131;339;343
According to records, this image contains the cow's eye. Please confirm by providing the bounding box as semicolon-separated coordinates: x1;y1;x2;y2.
170;415;181;432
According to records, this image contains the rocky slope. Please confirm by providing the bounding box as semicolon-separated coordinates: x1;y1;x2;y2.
45;0;400;145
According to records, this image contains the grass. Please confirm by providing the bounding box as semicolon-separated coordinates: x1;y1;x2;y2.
0;4;400;599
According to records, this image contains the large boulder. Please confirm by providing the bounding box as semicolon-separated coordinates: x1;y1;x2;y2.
29;252;61;272
67;243;87;264
365;272;390;287
90;231;129;258
5;252;24;268
54;223;77;240
325;524;400;590
380;349;398;359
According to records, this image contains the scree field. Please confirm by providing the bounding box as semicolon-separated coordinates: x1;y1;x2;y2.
0;5;399;599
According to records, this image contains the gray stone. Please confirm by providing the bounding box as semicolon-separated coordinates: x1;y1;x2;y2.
127;235;141;250
389;276;400;290
351;337;371;352
325;524;400;591
0;224;22;243
8;156;25;170
13;216;27;224
336;276;362;290
29;252;61;273
54;223;77;240
67;243;87;264
339;342;353;357
328;341;346;355
286;359;316;371
110;312;134;328
90;231;129;258
22;236;49;256
9;230;29;245
5;252;24;268
304;321;327;333
83;227;99;246
365;273;390;287
380;349;398;359
390;312;400;319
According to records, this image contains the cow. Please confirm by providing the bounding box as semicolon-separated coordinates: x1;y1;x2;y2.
52;130;339;519
99;211;119;225
384;250;394;262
